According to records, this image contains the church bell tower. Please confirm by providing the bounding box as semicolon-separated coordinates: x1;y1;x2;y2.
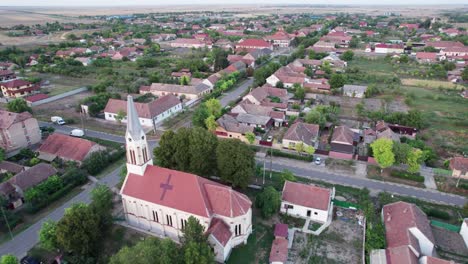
125;95;152;175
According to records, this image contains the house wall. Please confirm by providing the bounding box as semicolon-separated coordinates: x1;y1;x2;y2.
105;103;183;127
375;47;388;54
282;139;314;150
408;227;435;257
145;90;199;100
460;220;468;248
266;75;280;87
121;193;252;262
215;128;249;143
330;143;354;154
452;169;468;179
0;117;41;152
343;90;365;98
242;94;261;105
208;235;232;262
280;201;329;223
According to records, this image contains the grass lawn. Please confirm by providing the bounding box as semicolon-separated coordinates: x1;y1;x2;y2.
27;72;96;96
401;78;464;90
347;57;394;74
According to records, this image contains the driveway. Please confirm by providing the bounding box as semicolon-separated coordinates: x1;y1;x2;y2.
219;78;253;108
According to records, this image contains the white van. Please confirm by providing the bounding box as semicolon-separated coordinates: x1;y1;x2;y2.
51;116;66;125
70;129;84;137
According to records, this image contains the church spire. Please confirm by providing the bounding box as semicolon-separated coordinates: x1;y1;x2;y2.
125;95;152;176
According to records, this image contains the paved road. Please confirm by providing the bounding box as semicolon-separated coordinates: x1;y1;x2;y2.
262;160;467;207
39;121;125;143
0;166;123;259
219;78;253;108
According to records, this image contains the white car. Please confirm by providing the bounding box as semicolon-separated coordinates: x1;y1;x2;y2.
267;136;273;142
314;157;322;165
70;129;84;137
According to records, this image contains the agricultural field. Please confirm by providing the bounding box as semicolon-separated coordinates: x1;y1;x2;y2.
27;72;97;96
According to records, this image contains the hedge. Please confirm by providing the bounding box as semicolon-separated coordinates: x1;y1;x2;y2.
390;170;425;183
425;208;450;220
270;149;314;162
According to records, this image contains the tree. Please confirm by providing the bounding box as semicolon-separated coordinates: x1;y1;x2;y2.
349;36;359;48
407;148;423;173
280;169;296;185
180;75;190;85
115;109;126;123
216;139;255;188
153;130;177;168
276;81;284;88
39;220;58;250
370;138;395;169
392;142;412;165
56;203;101;256
110;237;181;264
192;104;209;128
181;216;215;264
204;115;218;131
329;73;346;89
6;98;32;113
0;255;17;264
205;98;222;117
305;110;326;128
340;50;354;61
294;85;305;102
305;145;315;156
188;128;218;176
90;184;114;230
255;186;281;218
245;132;255;144
295;142;305;153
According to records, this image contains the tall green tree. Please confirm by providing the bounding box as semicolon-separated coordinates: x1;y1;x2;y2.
216;139;255;188
205;98;222;118
192;104;210;128
188;128;218;176
172;128;192;172
371;138;395;169
340;50;354;61
255;186;281;218
294;85;305;102
110;237;181;264
6;98;32;113
245;132;255;144
392;142;412;165
180;75;190;85
204;115;218;131
90;184;114;230
181;216;215;264
39;220;58;250
329;73;346;89
0;255;17;264
56;203;101;256
153;130;177;168
407;148;423;173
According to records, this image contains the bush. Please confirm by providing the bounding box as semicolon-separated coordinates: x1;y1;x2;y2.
82;148;125;175
390;170;424;183
425;208;450;220
270;149;314;162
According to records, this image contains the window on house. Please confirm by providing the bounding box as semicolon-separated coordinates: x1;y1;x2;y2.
314;212;318;215
235;224;242;236
181;219;187;229
285;204;294;209
166;215;173;226
153;211;159;222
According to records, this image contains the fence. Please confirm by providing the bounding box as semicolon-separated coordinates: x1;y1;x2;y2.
31;87;88;106
259;140;273;147
430;220;460;232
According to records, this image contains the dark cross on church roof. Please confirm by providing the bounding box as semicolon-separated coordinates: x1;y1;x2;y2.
160;174;173;200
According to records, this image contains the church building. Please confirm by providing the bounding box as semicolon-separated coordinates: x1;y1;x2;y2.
120;95;253;262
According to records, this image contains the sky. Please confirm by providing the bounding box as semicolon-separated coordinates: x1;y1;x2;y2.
0;0;466;6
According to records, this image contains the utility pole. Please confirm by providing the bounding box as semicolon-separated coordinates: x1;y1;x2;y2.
1;206;13;240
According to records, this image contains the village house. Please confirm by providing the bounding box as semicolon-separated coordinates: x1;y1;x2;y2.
232;102;285;127
141;82;212;100
236;38;273;52
0;79;40;98
425;41;464;51
320;31;352;48
310;41;337;53
0;161;24;175
269;233;289;264
170;38;210;49
449;157;468;179
330;125;357;157
234;113;273;130
242;85;289;110
264;30;295;48
104;95;182;128
38;133;105;164
215;114;255;143
342;84;367;98
370;201;446;264
120;96;253;262
0;163;57;209
266;65;309;88
282;122;320;149
374;43;404;54
0;70;16;82
416;52;438;64
439;46;468;59
280;181;334;224
0;110;41;152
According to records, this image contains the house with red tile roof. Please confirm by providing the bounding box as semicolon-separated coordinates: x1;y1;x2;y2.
264;30;295;48
426;41;464;51
104;95;182;127
236;38;273;52
38;133;105;164
215;114;254;143
266;65;309;88
375;43;404;54
0;110;41;152
0;79;40;98
280;181;334;223
449;157;468;179
416;52;438;63
141;82;212;100
170;38;210;49
400;23;419;30
120;96;252;263
242;85;289;110
282;122;319;150
231;102;285;127
330;125;357;157
0;70;15;82
269;237;288;264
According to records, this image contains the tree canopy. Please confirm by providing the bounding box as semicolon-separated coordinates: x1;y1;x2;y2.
110;237;181;264
255;186;281;218
216;139;255;189
371;138;395;169
6;98;32;113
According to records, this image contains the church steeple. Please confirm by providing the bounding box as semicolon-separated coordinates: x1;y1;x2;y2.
125;95;152;175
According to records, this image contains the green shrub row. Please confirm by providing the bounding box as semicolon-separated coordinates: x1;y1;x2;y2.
270;149;314;162
390;170;425;183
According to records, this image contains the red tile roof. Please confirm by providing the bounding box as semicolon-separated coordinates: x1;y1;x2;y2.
207;218;232;246
0;70;14;77
274;223;288;238
38;133;99;162
416;52;438;60
283;122;319;144
0;110;33;129
282;181;331;211
9;163;57;191
25;93;48;103
269;237;289;263
1;79;31;88
422;256;456;264
383;201;434;250
386;245;419;264
450;157;468;172
237;39;272;49
122;165;252;218
104;95;180;119
331;126;354;145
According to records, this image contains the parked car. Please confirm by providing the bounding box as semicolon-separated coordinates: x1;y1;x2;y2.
267;136;273;142
314;157;322;165
70;129;84;137
51;116;65;125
